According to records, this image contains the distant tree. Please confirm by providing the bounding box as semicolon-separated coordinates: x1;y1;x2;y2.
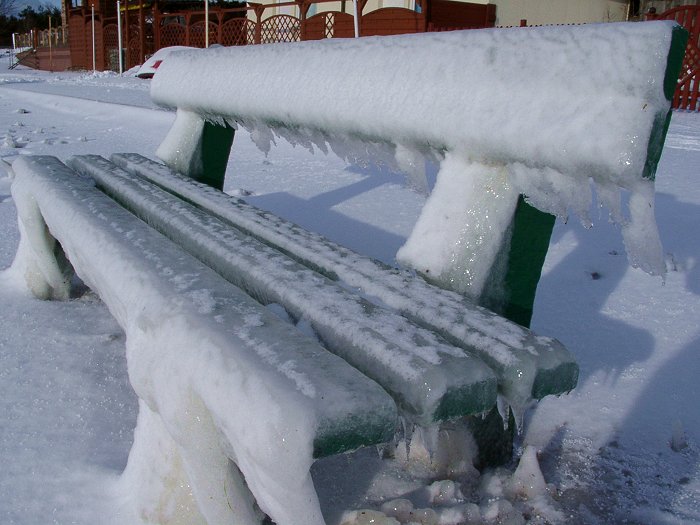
0;0;16;18
15;4;61;32
0;4;61;47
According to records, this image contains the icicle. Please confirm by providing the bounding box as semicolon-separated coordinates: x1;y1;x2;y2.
397;416;415;462
622;180;666;277
395;143;429;195
223;117;239;131
596;181;623;224
421;424;440;463
375;444;384;459
511;399;536;435
508;446;547;500
249;125;275;156
496;394;511;430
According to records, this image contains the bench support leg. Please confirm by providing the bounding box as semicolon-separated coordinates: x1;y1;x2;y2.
121;401;209;524
467;407;516;469
123;400;265;525
398;157;555;329
397;156;520;302
10;175;73;300
157;109;235;191
168;394;264;525
398;157;556;467
482;197;555;328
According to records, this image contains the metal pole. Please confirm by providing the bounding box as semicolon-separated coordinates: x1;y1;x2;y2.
205;0;209;48
117;0;124;75
49;17;53;71
352;0;359;38
91;4;96;72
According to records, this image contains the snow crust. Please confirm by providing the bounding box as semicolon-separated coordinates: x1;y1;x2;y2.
151;22;677;289
335;443;562;525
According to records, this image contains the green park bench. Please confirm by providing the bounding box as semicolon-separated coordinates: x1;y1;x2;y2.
10;20;686;525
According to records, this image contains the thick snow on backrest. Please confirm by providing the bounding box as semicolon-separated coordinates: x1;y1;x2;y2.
151;22;676;186
151;22;681;289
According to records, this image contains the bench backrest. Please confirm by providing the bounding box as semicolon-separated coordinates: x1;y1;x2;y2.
150;22;687;325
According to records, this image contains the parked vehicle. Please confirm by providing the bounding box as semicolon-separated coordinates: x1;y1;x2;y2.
135;46;192;79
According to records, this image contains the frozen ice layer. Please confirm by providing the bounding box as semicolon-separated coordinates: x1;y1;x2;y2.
12;155;398;525
110;153;578;408
70;154;498;426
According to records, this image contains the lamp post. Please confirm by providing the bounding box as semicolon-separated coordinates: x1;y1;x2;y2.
48;16;53;71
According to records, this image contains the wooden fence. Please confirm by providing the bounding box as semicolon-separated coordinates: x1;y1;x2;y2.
11;26;71;71
13;26;69;49
63;0;495;71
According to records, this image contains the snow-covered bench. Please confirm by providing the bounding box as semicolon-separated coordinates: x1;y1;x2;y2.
10;20;687;525
11;151;566;525
144;14;686;447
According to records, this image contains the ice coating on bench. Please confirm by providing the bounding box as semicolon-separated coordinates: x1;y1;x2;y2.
151;22;679;289
111;152;578;410
71;154;499;425
11;155;398;525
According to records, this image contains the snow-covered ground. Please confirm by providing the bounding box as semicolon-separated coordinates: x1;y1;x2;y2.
0;67;698;525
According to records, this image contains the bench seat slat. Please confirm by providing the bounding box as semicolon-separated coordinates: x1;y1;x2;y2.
111;153;578;406
71;154;499;426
